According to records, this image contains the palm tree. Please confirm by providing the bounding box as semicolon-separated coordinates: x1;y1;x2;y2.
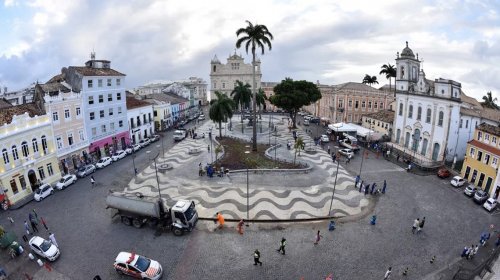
362;74;379;87
293;136;305;165
236;20;274;152
481;91;499;109
256;88;267;119
209;91;236;138
230;80;252;123
379;63;396;91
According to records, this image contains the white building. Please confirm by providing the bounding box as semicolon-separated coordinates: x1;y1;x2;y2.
126;96;154;144
181;77;208;106
0;84;35;105
210;52;261;100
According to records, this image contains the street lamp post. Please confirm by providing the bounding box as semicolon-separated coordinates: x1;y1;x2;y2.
209;127;213;163
146;151;161;200
274;132;277;166
244;150;251;224
132;154;137;175
328;160;340;216
358;124;372;177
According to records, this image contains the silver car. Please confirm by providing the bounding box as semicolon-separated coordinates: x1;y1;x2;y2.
77;164;96;178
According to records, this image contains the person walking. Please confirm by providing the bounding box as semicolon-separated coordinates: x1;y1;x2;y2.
382;180;387;194
412;218;420;234
417;217;426;234
472;245;479;258
198;163;203;176
359;181;363;192
314;230;323;245
29;213;38;233
327;146;331;155
90;176;95;188
461;246;468;258
48;232;58;248
237;219;244;235
40;216;49;231
277;237;286;255
384;267;392;279
216;212;225;230
467;245;474;259
370;183;376;195
364;184;370;195
24;220;31;235
355;175;360;188
253;249;263;266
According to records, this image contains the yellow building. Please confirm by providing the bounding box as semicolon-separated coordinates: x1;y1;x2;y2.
0;103;61;206
461;123;500;196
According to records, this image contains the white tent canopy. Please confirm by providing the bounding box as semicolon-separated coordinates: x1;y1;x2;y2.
328;122;383;140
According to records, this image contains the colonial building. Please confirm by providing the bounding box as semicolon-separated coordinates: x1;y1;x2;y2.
126;96;154;144
461;123;500;199
361;110;395;140
0;84;35;105
389;42;499;167
180;77;208;106
210;52;261;100
142;95;172;132
144;93;187;129
0;104;61;206
261;82;278;111
53;53;130;159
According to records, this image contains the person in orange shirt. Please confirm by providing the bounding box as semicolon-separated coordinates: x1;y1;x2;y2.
216;212;225;230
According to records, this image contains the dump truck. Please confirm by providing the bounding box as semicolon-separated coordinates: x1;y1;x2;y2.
173;129;187;141
106;191;198;236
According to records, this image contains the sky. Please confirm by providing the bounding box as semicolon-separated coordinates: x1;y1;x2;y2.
0;0;499;102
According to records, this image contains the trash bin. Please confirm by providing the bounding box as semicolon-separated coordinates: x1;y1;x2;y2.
329;221;336;231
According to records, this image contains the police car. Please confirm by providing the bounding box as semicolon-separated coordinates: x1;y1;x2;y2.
113;252;163;280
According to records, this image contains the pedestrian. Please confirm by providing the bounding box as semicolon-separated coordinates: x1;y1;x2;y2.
412;218;420;234
253;249;263;266
467;245;474;259
327;146;331;155
32;209;39;221
24;220;31;235
472;245;479;258
370;183;376;194
386;150;390;158
7;217;14;224
384;267;392;279
332;153;337;163
346;155;351;164
237;219;244;235
417;217;426;234
382;180;387;194
364;183;370;195
48;232;58;248
355;175;360;187
359;180;363;192
314;230;323;245
277;237;286;255
22;234;28;242
396;154;400;162
216;212;225;230
29;214;38;233
90;176;95;187
198;163;203;176
40;217;49;231
461;246;468;258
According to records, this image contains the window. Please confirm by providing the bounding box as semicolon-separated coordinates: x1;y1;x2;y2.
355;101;359;109
466;119;469;128
100;110;105;118
98;79;103;87
101;124;106;133
493;136;497;144
87;80;93;88
213;82;216;88
459;119;463;128
485;154;490;164
90;112;95;120
399;103;403;116
361;101;366;109
79;130;85;141
348;100;352;108
417;106;422;120
426;108;431;123
380;102;384;109
470;147;475;157
119;120;123;127
107;79;112;86
493;157;498;167
154;111;158;117
478;131;483;140
41;136;48;152
56;136;63;149
368;101;372;109
38;167;45;180
92;127;97;136
10;179;18;194
76;107;81;116
408;105;413;118
222;83;225;89
109;108;113;116
485;134;490;141
99;95;103;103
116;79;121;86
47;163;54;176
118;107;122;114
117;93;121;100
21;141;29;158
477;150;483;161
64;109;70;119
438;111;444;126
2;149;9;164
110;122;115;131
108;94;113;101
32;138;38;153
374;102;378;109
19;175;26;190
88;96;94;105
52;112;59;122
68;133;74;146
338;99;343;108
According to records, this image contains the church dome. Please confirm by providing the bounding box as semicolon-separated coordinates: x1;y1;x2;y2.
401;41;415;58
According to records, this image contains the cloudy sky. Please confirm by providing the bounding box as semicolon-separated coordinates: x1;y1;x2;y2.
0;0;499;101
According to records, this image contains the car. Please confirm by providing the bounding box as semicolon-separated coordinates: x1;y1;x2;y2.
473;190;488;204
437;168;451;178
310;118;321;124
132;144;141;152
76;164;96;178
55;174;77;190
114;252;163;280
338;148;354;158
303;120;310;126
450;176;466;187
464;185;478;197
139;138;151;147
320;135;329;143
29;236;60;261
304;115;312;120
111;150;127;161
96;157;112;169
198;114;205;121
34;183;54;201
149;135;160;142
483;198;498;212
125;146;133;154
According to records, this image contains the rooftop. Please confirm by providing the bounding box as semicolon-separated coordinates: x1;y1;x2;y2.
144;93;188;105
0;98;13;109
126;96;152;110
363;110;395;123
68;66;125;77
37;82;71;96
477;122;500;136
0;103;45;125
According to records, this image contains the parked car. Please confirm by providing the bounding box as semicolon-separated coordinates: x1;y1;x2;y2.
437;168;451;178
150;135;160;142
338;148;354;158
111;150;127;161
96;157;112;169
473;190;488;204
132;144;141;152
34;183;54;201
450;176;466;187
483;198;498;212
55;174;77;190
76;164;96;178
139;138;151;147
125;146;133;154
303;120;310;126
114;252;163;280
29;236;60;262
320;135;329;143
310;118;320;124
464;185;478;197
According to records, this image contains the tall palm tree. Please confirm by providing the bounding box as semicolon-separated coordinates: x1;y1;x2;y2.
379;63;396;91
293;136;305;165
481;91;499;110
256;88;267;119
236;20;274;152
230;80;252;123
362;74;379;87
209;91;236;138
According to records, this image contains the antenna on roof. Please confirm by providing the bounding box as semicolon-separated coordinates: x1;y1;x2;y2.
90;49;96;60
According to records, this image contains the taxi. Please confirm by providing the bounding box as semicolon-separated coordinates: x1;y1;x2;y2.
113;252;163;280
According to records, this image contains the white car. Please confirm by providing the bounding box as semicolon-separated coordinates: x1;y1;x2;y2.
125;146;133;154
320;135;330;143
55;174;77;190
139;138;151;147
198;114;205;120
111;150;127;161
114;252;163;280
450;176;466;187
96;157;112;169
29;236;60;261
483;198;498;212
132;144;141;152
303;120;310;126
34;183;54;201
338;148;354;158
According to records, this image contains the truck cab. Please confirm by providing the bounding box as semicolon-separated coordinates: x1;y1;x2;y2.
170;200;198;235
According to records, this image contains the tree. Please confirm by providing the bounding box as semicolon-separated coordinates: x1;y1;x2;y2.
236;20;274;152
230;80;252;123
209;91;235;138
379;64;396;91
481;91;499;110
293;136;305;164
214;144;223;164
256;88;267;119
362;74;379;87
269;78;321;129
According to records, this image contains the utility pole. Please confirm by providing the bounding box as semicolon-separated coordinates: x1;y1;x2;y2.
328;160;340;216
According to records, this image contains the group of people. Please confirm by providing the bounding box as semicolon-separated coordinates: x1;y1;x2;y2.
411;217;426;234
356;177;387;196
199;163;228;178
